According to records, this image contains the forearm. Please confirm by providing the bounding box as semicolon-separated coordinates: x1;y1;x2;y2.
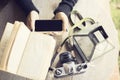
15;0;39;16
54;0;78;17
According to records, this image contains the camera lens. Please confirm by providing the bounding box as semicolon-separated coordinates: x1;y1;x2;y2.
60;52;74;64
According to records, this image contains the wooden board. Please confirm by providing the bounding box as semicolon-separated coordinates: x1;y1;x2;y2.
0;0;119;80
0;70;31;80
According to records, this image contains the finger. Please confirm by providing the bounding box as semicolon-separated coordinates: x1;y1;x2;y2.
26;16;33;31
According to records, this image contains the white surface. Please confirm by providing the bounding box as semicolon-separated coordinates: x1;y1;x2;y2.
0;0;119;80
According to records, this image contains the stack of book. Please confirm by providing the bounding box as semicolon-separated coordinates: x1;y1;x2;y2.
0;21;56;80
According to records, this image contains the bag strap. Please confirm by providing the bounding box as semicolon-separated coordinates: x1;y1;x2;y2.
49;10;96;77
68;10;95;37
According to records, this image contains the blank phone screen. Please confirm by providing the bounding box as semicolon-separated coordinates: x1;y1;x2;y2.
35;20;62;31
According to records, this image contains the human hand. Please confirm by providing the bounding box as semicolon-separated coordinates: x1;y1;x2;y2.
26;10;39;31
53;12;69;35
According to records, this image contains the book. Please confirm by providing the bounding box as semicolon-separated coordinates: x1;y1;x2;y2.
0;22;14;69
0;21;56;80
0;22;20;69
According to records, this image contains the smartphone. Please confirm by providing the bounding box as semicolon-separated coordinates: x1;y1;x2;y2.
35;20;62;31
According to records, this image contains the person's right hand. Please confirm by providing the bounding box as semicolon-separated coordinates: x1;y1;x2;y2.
54;12;69;32
53;12;69;35
26;10;39;31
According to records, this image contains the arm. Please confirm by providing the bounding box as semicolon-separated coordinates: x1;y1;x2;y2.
15;0;39;31
54;0;78;17
15;0;39;16
54;0;78;33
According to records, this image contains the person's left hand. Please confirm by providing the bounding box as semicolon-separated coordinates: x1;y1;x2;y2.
26;10;39;31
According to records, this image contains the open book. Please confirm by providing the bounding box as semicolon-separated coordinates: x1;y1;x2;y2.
0;21;56;80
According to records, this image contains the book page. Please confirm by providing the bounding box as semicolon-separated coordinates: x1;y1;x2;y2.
17;33;56;80
7;22;30;73
0;23;14;69
0;21;20;69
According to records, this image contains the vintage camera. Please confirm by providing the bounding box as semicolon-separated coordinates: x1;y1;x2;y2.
54;51;87;77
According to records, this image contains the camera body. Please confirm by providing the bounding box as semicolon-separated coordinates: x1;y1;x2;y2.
54;52;87;77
